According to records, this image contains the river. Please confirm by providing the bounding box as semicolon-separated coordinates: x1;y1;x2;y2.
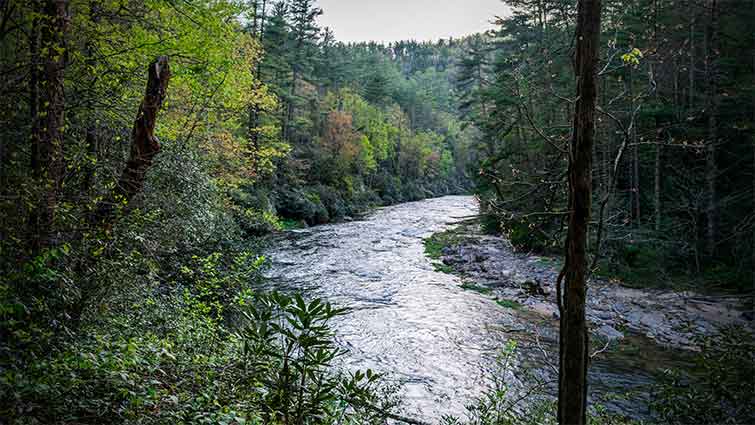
264;195;690;421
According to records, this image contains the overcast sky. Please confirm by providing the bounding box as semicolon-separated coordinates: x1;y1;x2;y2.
315;0;511;44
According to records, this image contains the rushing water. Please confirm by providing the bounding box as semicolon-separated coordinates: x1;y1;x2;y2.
265;195;687;421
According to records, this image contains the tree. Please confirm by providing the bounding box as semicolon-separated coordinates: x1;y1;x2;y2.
248;0;269;174
29;0;69;251
557;0;601;424
95;57;171;224
284;0;321;142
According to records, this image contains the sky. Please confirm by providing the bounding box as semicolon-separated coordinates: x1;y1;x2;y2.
315;0;511;44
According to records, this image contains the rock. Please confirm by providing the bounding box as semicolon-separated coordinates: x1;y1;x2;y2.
639;312;665;329
592;308;614;321
596;325;624;341
523;279;547;296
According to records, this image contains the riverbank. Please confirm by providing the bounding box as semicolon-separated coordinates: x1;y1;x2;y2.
426;223;751;350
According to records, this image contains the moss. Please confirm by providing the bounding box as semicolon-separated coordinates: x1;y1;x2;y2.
460;282;493;294
496;299;523;310
423;227;472;276
423;236;445;260
433;263;455;274
422;227;469;259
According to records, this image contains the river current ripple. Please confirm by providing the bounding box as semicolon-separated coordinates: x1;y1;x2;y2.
264;195;658;420
266;196;509;418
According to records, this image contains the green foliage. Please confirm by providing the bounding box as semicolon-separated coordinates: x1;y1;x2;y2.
593;242;669;289
237;291;400;423
479;214;502;235
441;341;639;425
460;283;493;295
423;229;466;260
651;326;755;424
277;187;330;226
180;251;265;322
1;241;263;423
457;0;755;290
504;219;553;253
1;240;401;424
495;299;523;310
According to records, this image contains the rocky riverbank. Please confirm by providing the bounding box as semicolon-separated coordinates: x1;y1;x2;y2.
431;225;750;351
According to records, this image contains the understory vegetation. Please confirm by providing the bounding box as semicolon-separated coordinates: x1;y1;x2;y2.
1;0;468;421
456;0;755;294
1;0;753;423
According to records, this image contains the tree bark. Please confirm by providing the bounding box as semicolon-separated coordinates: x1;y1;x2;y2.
704;0;719;257
81;0;100;194
558;0;601;424
30;0;68;251
652;2;662;232
249;0;267;175
750;0;754;318
654;135;662;231
688;18;695;110
626;66;641;225
96;57;170;223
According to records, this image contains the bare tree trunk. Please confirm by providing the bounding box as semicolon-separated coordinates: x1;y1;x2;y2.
249;0;267;175
688;17;695;110
654;136;662;231
30;0;68;251
558;0;601;424
96;57;171;223
652;1;662;232
704;0;719;257
627;67;641;225
81;0;100;194
750;0;754;317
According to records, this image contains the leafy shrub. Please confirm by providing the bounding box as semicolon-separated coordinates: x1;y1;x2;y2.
479;214;501;235
230;186;283;235
237;291;400;424
441;341;638;425
179;251;265;322
1;248;402;424
651;326;755;424
313;184;348;220
276;188;330;225
504;219;550;253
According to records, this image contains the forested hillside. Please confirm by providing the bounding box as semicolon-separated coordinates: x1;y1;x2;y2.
240;0;478;226
0;0;476;421
1;0;753;424
456;0;755;292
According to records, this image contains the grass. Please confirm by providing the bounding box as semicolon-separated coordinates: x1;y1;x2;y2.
423;227;472;275
536;256;563;268
433;263;455;274
279;217;306;230
496;298;523;310
460;282;493;294
422;228;469;259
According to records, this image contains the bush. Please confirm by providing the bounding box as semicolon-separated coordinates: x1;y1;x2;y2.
230;186;283;235
651;326;755;424
314;184;348;220
237;291;400;423
276;187;330;225
504;219;551;253
1;246;403;424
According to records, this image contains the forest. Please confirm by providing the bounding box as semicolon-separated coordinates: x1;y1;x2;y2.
0;0;753;424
